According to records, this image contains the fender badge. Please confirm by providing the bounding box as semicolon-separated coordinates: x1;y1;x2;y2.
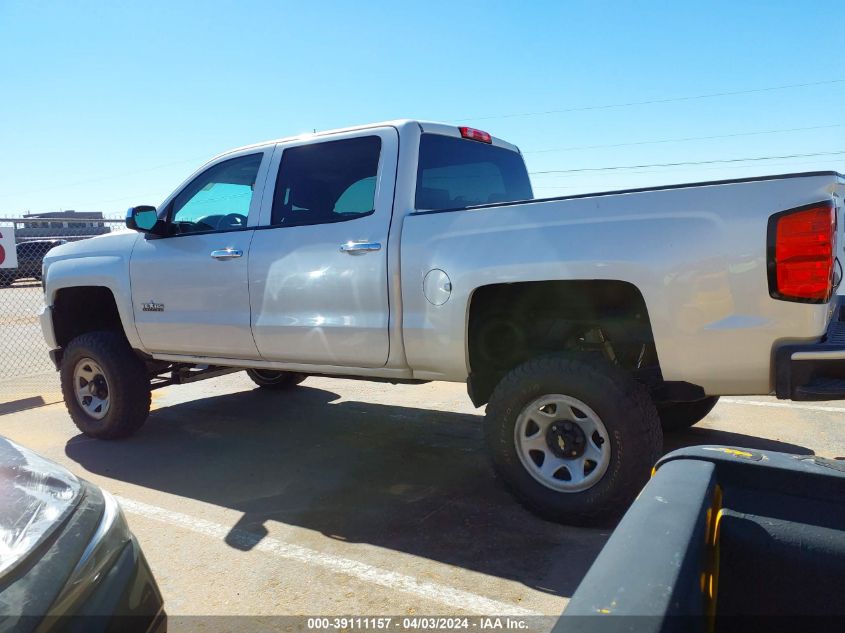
142;301;165;312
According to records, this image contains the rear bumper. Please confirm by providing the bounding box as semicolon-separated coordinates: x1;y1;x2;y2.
774;295;845;400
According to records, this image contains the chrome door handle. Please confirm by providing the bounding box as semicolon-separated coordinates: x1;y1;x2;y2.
340;241;381;254
210;248;243;260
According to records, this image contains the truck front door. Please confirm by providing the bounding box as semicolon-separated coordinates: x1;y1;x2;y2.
130;149;271;359
249;128;398;367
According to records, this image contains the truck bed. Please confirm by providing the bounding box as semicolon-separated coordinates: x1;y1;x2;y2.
557;445;845;628
400;171;845;394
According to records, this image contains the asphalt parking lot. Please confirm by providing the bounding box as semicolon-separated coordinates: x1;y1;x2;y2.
2;369;845;627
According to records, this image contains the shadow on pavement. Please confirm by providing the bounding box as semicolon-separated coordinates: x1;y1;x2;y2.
64;383;813;599
0;395;45;415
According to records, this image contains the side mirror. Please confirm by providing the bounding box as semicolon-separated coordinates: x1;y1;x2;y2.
126;206;163;235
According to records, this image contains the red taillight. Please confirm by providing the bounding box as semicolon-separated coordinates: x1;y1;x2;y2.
768;201;836;302
459;126;492;144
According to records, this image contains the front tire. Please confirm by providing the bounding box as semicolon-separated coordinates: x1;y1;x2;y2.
485;355;662;525
657;396;720;432
60;331;151;439
245;368;306;390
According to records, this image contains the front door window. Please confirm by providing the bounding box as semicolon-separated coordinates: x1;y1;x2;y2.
170;153;263;234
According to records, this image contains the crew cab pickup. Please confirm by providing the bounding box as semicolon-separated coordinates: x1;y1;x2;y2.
39;120;845;523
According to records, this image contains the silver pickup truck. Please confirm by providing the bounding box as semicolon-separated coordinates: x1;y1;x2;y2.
39;120;845;523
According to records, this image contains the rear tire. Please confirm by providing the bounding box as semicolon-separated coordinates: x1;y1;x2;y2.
60;331;151;439
657;396;720;432
485;354;662;525
246;368;306;390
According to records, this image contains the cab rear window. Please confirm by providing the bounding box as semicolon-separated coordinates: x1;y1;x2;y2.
415;133;533;211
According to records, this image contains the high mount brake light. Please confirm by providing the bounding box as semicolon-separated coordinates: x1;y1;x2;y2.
459;127;492;144
767;200;836;303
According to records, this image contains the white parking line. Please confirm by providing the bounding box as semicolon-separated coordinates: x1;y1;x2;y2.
720;398;845;414
115;495;541;616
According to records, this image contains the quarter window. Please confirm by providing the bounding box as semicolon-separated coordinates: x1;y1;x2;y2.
170;153;263;235
271;136;381;226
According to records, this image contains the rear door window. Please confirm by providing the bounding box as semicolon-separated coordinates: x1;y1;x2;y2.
271;136;381;226
415;134;533;211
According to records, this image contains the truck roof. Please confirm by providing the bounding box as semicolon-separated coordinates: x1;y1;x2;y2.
209;120;521;164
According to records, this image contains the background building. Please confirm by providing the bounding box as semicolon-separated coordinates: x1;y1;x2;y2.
15;210;110;240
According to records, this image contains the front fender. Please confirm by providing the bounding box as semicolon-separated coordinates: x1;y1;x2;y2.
43;246;144;352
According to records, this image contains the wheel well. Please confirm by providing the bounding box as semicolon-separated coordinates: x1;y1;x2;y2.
53;286;125;348
467;280;662;406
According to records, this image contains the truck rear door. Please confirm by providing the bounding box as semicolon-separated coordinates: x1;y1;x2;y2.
248;128;398;367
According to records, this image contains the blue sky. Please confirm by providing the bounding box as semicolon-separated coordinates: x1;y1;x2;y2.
0;0;842;217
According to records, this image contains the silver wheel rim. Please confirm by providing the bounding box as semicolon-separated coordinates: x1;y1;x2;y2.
73;358;110;420
514;394;611;493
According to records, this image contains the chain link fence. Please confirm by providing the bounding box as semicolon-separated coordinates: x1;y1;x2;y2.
0;216;127;408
